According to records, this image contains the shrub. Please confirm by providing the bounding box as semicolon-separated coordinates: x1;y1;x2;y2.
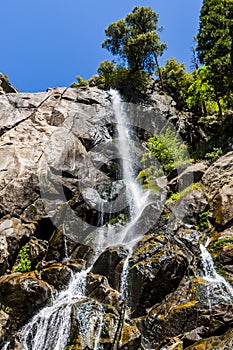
13;244;32;273
70;75;89;88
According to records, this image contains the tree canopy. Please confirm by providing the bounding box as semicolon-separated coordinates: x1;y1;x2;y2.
196;0;233;104
102;6;166;74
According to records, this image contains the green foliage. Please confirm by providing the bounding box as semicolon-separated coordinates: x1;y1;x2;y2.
156;57;194;109
166;183;202;203
145;126;189;172
212;237;233;248
186;66;224;115
95;61;152;95
0;303;12;314
102;6;166;73
195;211;209;231
192;141;223;163
196;0;233;107
13;244;32;273
70;75;89;88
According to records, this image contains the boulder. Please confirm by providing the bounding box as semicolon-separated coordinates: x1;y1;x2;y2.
211;181;233;227
41;264;73;290
172;189;208;225
127;234;189;316
0;272;52;331
86;273;122;309
91;245;129;287
137;276;233;349
202;151;233;198
0;218;32;276
0;73;17;94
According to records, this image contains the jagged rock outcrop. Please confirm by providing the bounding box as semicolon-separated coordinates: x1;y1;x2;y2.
0;73;17;95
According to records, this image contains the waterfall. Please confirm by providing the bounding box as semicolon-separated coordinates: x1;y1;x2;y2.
110;89;150;245
9;90;151;350
200;244;233;306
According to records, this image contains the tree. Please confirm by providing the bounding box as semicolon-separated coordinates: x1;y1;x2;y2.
102;6;166;89
196;0;233;106
186;66;221;115
156;58;193;109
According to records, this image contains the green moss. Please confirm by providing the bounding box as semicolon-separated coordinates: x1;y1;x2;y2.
13;244;32;273
212;237;233;248
0;303;12;314
195;211;209;231
166;183;202;203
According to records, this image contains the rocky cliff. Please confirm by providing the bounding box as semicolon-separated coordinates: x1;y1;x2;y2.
0;85;233;349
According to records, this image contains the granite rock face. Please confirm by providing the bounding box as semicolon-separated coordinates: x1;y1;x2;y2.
0;86;233;349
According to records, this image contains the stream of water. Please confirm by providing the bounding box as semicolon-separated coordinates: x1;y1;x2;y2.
200;244;233;306
10;90;150;350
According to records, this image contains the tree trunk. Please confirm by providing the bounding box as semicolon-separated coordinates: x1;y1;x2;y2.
154;54;164;91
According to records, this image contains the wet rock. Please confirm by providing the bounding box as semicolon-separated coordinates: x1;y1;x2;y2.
119;319;141;350
0;218;32;276
41;263;73;290
137;276;233;348
86;273;122;309
91;245;129;287
67;299;120;350
127;234;188;316
185;327;233;350
0;272;52;331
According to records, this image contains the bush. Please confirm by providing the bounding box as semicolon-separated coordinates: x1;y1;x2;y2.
13;244;32;273
70;75;89;88
144;126;189;172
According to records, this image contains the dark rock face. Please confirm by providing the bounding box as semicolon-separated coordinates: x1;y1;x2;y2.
91;245;129;288
127;234;189;316
0;272;52;331
137;275;233;349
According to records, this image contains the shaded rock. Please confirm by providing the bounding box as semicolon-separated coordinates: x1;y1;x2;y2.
119;319;141;350
127;234;189;316
86;273;122;309
136;276;233;349
172;189;208;225
91;245;129;287
0;272;52;331
0;218;32;276
0;73;17;94
168;162;208;193
27;237;48;267
41;263;73;290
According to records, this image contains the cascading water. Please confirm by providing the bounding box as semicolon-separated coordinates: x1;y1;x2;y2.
9;90;151;350
200;244;233;307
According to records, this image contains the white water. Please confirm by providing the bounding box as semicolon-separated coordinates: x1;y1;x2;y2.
8;90;151;350
200;244;233;306
110;89;150;244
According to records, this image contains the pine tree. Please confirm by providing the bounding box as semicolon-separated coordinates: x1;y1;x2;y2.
196;0;233;107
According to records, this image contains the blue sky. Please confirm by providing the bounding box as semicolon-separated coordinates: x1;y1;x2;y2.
1;0;202;92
